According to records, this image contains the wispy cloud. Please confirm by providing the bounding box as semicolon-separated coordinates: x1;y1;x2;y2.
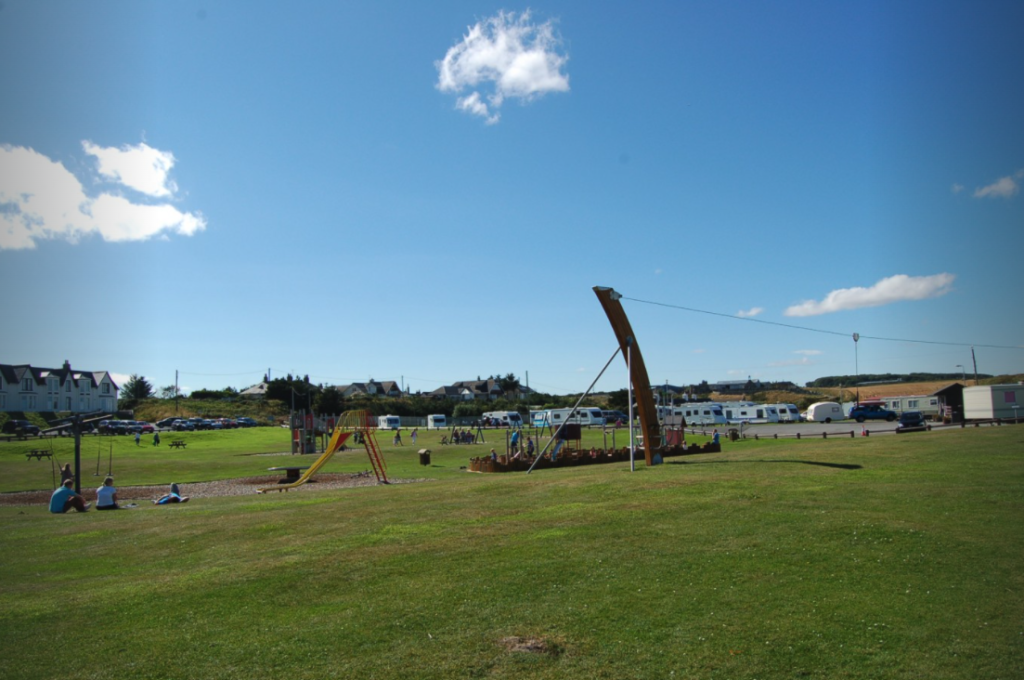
784;273;955;317
951;183;964;194
736;307;763;318
0;142;205;250
794;349;822;356
973;170;1023;199
436;10;569;124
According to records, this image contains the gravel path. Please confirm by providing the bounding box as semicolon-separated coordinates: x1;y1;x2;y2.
0;473;428;507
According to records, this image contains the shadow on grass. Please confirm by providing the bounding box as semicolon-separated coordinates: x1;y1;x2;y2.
668;459;862;470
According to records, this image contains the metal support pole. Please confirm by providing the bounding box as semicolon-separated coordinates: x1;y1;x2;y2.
628;342;635;472
526;346;621;474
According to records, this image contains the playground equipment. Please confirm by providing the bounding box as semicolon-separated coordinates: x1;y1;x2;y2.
258;410;388;493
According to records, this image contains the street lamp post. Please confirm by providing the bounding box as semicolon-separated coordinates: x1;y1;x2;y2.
956;364;965;382
853;333;860;404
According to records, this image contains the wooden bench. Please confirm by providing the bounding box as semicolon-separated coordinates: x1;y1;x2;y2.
26;450;52;460
268;466;309;483
169;440;187;449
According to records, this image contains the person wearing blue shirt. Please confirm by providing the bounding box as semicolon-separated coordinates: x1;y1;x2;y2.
49;479;90;513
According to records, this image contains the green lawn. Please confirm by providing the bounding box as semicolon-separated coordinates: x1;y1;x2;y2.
1;426;1022;679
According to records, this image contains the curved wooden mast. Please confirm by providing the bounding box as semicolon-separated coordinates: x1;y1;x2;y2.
593;286;662;465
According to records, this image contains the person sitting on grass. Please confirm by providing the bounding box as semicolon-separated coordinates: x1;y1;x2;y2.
153;483;190;505
96;476;120;510
49;479;90;514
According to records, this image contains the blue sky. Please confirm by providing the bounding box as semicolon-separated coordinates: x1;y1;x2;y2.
1;0;1022;396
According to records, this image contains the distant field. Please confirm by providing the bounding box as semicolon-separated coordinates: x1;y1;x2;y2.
1;426;1022;679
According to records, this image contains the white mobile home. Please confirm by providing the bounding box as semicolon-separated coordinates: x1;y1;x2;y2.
880;395;942;419
426;414;447;429
963;384;1022;420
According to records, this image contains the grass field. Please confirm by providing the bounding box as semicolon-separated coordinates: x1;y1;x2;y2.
1;426;1022;679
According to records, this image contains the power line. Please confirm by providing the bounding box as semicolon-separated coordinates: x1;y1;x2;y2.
622;296;1022;350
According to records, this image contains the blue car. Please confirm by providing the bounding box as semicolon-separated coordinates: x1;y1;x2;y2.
848;403;898;423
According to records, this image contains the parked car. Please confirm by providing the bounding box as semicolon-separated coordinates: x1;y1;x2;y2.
848;402;898;423
172;420;195;432
156;417;179;429
602;410;630;425
897;411;928;431
2;419;41;437
139;422;155;434
235;417;257;427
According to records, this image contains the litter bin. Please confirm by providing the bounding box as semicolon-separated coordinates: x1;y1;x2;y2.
418;449;431;466
728;428;740;442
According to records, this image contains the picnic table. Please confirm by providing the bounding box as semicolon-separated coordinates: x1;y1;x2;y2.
169;440;187;449
26;450;52;460
268;466;309;483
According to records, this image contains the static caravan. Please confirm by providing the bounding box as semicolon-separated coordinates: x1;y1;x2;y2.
772;404;804;422
426;414;447;429
963;384;1023;420
378;414;401;429
482;411;524;428
533;408;605;428
722;404;780;424
881;395;941;419
804;402;844;423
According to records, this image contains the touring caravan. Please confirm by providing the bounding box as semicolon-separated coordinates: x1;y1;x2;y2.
963;384;1022;420
804;402;844;423
772;404;804;422
532;408;605;428
426;414;447;429
665;403;727;426
378;414;401;429
482;411;524;428
722;404;781;424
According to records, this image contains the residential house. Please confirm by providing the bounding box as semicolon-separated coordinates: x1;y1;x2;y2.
334;380;404;399
429;379;506;401
0;361;119;413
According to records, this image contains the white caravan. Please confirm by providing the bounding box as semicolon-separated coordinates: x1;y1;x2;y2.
531;408;606;428
426;414;447;429
663;403;727;426
771;404;804;422
378;414;401;429
482;411;524;428
804;402;844;423
722;404;781;424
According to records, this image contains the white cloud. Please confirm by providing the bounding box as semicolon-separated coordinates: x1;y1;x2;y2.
794;349;822;356
951;183;964;194
0;143;206;250
436;10;569;124
768;356;814;367
973;170;1022;199
736;307;763;318
82;141;178;197
784;273;955;317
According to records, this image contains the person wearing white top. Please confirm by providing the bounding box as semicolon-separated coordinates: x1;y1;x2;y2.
96;476;119;510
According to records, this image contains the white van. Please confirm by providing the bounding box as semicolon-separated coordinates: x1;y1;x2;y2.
804;402;844;423
378;414;401;429
482;411;524;428
426;414;447;429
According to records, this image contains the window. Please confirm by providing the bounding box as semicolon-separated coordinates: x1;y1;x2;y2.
65;397;71;410
80;381;90;395
48;377;59;393
1005;391;1017;404
0;394;5;408
22;394;36;409
101;382;110;395
66;381;71;392
22;377;34;391
908;400;918;408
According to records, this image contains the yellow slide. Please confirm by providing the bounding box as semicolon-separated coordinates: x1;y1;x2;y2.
258;428;354;493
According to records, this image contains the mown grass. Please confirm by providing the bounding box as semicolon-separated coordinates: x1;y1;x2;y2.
1;427;1022;679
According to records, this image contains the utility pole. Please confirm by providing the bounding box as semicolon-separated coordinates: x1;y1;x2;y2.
853;333;860;404
971;346;979;385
